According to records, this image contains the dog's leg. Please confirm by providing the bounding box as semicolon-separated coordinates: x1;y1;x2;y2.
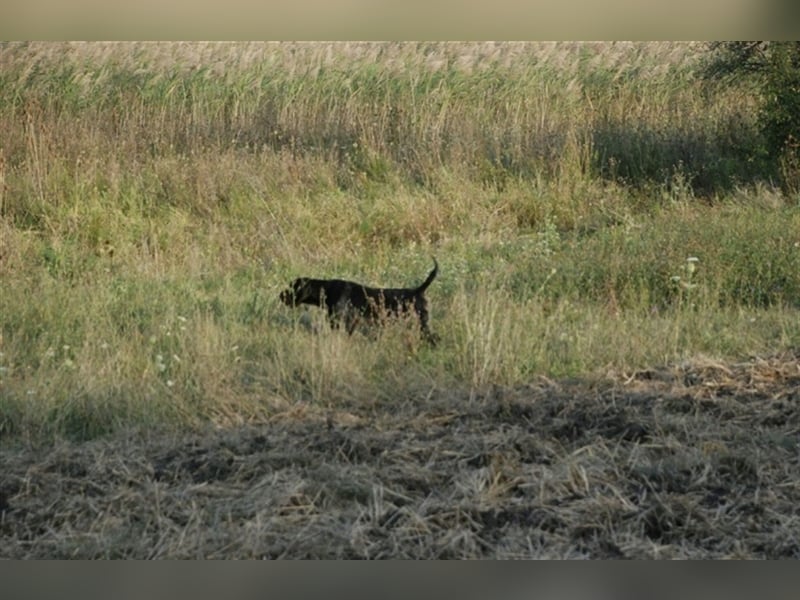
416;303;438;346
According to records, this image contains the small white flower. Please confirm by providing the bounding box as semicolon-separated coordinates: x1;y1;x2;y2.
166;379;175;387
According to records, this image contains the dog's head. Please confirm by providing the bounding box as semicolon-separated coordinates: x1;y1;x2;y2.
280;278;319;306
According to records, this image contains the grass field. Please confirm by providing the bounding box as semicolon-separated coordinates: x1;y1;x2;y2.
1;42;800;558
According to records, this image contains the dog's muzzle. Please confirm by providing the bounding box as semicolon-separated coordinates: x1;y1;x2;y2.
279;289;295;305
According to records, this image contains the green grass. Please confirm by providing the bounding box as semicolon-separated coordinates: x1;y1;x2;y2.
1;42;799;443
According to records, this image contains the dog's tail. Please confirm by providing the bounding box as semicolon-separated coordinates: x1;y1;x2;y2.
415;257;439;293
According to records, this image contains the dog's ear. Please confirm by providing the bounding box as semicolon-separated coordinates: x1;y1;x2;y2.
293;278;325;304
292;278;310;299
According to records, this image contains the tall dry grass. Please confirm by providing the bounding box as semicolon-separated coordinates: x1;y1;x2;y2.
1;42;798;442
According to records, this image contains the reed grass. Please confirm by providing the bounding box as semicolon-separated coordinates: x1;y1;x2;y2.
1;42;798;442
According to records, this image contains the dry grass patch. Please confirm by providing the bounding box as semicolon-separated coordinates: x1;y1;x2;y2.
2;351;799;558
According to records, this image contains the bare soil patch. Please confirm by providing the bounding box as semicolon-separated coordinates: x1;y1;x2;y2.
2;353;800;559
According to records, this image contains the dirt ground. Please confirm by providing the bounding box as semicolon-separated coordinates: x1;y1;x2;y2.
2;352;800;559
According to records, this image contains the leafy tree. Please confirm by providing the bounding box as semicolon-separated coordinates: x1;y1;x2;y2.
705;42;800;193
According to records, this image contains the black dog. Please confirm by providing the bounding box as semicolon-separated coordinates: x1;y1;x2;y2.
280;258;439;345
